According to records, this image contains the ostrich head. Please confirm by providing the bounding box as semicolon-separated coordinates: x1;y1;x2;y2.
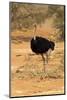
50;41;55;50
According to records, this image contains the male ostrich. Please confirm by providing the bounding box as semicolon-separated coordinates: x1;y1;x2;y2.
30;24;55;72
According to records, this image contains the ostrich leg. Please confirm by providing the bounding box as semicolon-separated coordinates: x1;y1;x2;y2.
46;49;52;64
41;54;46;72
46;53;48;64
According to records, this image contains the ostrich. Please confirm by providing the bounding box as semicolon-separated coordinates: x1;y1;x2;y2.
30;24;55;72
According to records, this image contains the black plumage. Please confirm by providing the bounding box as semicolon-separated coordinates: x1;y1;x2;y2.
31;36;55;54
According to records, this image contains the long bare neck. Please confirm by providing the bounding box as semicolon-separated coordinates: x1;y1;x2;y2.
33;24;37;40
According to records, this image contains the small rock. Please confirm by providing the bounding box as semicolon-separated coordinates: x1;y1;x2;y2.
40;76;43;80
16;54;22;57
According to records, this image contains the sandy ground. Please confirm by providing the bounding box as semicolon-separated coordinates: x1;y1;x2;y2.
10;41;64;97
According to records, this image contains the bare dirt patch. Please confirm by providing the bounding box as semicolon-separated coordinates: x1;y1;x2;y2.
11;41;64;97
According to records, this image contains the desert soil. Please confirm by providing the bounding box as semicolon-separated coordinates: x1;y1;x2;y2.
11;41;64;97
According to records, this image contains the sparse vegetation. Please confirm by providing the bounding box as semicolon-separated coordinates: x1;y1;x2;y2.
10;2;65;41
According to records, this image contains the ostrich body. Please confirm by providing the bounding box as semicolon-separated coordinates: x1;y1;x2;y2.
31;36;55;54
30;24;55;72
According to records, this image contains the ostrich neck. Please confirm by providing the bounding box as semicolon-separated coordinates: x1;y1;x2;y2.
33;26;37;40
